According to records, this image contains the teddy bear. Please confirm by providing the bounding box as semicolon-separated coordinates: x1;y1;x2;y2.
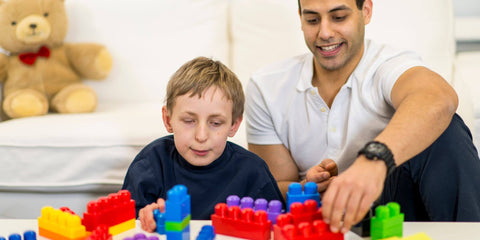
0;0;112;119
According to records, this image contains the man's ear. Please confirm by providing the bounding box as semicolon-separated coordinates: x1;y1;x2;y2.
162;106;174;133
228;116;243;137
363;0;373;25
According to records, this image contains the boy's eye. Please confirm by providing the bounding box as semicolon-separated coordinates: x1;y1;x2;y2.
182;119;194;124
210;121;224;127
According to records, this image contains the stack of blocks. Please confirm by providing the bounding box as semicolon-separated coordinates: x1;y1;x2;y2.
153;185;191;240
273;200;343;240
82;190;136;235
38;206;88;240
211;202;271;240
226;195;283;224
0;231;36;240
371;202;404;240
286;182;321;212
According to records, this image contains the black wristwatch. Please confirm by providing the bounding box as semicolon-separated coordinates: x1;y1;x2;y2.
358;141;396;176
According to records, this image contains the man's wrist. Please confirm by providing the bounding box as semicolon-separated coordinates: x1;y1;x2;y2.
358;141;396;176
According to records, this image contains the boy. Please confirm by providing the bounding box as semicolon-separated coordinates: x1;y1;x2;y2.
122;57;285;232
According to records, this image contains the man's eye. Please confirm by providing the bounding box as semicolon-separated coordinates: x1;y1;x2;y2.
306;18;319;24
333;16;346;21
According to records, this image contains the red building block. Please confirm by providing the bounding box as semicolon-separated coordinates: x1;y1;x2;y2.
273;200;343;240
211;203;271;240
82;190;135;232
273;219;343;240
86;225;112;240
288;200;323;224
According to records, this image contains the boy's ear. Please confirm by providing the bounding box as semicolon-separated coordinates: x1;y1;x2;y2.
228;116;243;137
162;106;174;133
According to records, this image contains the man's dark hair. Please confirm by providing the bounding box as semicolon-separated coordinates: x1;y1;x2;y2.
298;0;365;12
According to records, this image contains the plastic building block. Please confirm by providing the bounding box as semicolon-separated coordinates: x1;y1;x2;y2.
196;225;215;240
123;233;159;240
286;182;321;212
8;234;21;240
164;185;191;240
211;203;271;240
38;206;88;240
165;185;191;222
273;217;344;240
371;202;404;240
86;225;111;240
153;209;166;234
82;190;136;234
286;200;322;224
109;219;136;235
23;231;36;240
226;195;284;225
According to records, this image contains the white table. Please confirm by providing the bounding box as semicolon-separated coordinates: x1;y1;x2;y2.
0;219;479;240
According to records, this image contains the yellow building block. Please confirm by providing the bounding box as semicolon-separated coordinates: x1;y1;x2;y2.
38;206;88;240
108;218;135;235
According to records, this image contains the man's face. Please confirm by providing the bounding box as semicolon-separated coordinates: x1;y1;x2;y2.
162;87;242;166
299;0;372;71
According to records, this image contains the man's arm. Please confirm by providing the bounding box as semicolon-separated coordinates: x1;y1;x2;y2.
321;66;458;233
248;143;299;199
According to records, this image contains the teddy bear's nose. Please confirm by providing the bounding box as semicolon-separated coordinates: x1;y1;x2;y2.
29;23;37;29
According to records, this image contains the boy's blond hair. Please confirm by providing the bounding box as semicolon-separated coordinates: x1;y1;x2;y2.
165;57;244;122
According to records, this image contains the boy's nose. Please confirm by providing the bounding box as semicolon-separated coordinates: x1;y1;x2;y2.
195;124;208;142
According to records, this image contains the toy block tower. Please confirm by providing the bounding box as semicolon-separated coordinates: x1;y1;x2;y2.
273;200;343;240
82;190;136;235
211;203;271;240
226;195;283;224
371;202;404;240
85;226;111;240
164;185;191;240
38;206;88;240
286;182;320;212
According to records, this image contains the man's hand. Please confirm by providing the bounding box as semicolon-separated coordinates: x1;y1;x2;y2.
305;159;338;193
321;156;387;234
138;198;166;232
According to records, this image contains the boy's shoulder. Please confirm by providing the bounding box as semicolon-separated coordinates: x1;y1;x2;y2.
135;135;175;160
225;141;266;165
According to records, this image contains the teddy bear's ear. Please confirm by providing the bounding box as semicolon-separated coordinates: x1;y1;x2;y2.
0;0;4;6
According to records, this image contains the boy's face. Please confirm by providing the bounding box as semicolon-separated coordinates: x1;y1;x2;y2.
162;86;242;166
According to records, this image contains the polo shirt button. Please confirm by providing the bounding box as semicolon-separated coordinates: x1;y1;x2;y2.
320;107;326;112
330;127;336;132
310;90;316;95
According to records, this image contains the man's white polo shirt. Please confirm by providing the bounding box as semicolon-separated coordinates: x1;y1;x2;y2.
246;40;424;177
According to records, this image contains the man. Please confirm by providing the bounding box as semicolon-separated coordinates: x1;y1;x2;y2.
245;0;480;234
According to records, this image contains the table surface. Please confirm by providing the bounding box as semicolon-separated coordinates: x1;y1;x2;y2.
0;219;479;240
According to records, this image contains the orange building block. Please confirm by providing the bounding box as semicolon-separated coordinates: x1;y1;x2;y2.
38;206;88;240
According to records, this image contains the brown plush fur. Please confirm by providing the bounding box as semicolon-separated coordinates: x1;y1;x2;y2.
0;0;112;119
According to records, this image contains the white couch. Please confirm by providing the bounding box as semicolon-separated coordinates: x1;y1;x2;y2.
0;0;476;218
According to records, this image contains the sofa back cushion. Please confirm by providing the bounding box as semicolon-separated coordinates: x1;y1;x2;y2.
65;0;230;104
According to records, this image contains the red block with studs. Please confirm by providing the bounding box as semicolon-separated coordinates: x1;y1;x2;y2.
211;203;271;240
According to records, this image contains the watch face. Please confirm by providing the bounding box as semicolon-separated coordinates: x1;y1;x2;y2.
367;143;385;153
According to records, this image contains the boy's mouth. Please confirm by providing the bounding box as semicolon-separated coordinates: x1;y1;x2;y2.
192;148;209;156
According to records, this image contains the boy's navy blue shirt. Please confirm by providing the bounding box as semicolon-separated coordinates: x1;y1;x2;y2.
122;135;285;220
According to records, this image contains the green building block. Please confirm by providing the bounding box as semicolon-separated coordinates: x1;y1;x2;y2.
371;202;404;240
165;214;191;231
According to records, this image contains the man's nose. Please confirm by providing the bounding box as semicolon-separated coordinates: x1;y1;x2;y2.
318;21;334;40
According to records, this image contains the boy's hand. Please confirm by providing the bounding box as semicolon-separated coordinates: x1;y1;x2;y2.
305;159;338;193
139;198;166;232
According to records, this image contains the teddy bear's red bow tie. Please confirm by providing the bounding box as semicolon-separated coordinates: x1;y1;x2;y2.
18;46;51;65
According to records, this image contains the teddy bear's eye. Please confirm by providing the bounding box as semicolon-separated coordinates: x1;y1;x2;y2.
44;12;49;17
11;21;16;26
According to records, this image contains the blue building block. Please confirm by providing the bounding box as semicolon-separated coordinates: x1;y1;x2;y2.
286;182;321;211
165;225;190;240
153;208;166;234
8;234;20;240
196;225;215;240
23;231;36;240
165;185;191;222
